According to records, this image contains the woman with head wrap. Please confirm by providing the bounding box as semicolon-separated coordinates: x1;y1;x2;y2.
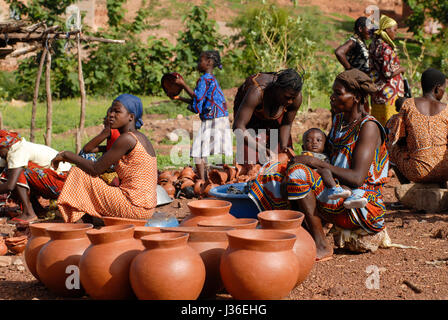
369;15;406;126
0;130;71;223
249;69;390;260
52;94;158;223
387;68;448;183
233;68;304;167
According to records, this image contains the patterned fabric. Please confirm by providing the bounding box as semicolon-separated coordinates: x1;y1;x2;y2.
57;132;157;222
346;35;370;74
371;96;398;127
250;114;389;233
369;36;404;105
0;130;22;149
189;73;228;120
0;161;68;199
386;98;448;183
191;116;233;158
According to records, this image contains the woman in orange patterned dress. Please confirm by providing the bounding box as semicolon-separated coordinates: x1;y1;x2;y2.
52;94;157;223
386;68;448;183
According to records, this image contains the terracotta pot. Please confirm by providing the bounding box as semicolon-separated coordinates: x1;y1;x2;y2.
161;226;233;297
158;170;172;184
220;229;299;300
129;232;206;300
180;166;196;180
24;222;63;281
194;179;205;196
223;164;237;182
36;223;93;297
180;178;195;189
198;218;258;230
102;216;147;226
79;225;142;300
5;235;27;246
235;163;243;177
258;210;316;285
10;243;26;254
208;169;228;185
133;226;161;250
237;175;249;183
202;182;219;197
181;199;236;227
0;238;8;255
161;182;176;197
172;170;180;180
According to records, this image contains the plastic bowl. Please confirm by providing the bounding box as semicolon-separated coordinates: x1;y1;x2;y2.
208;183;260;219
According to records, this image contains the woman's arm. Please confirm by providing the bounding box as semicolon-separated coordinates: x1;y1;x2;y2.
0;167;25;193
293;121;381;187
279;92;303;152
334;40;355;70
52;133;137;176
82;118;111;154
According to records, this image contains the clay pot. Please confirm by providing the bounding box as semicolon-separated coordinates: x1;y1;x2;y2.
181;199;236;227
36;223;93;297
24;222;63;281
180;178;195;189
161;182;176;198
237;175;250;183
194;179;205;196
220;229;299;300
129;232;206;300
5;236;28;255
172;170;180;180
0;237;8;255
161;226;233;297
208;169;228;185
198;218;258;229
223;164;237;183
10;243;27;254
133;226;161;250
180;166;196;180
158;170;172;184
79;225;142;300
258;210;316;285
102;216;147;226
201;182;219;197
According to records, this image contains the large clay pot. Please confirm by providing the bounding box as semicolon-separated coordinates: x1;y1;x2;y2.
180;166;196;180
181;199;236;227
161;182;176;198
129;232;206;300
134;226;161;250
194;179;205;196
198;218;258;230
258;210;316;285
24;222;63;281
36;223;93;297
223;164;236;183
79;225;142;300
208;169;228;185
102;216;147;226
220;229;299;300
161;226;233;298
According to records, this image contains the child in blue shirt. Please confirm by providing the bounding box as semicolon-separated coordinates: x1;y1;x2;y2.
173;50;233;181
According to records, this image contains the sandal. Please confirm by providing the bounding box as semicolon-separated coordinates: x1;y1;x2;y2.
8;216;38;225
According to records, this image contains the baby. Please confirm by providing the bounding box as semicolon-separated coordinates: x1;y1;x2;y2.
301;128;367;209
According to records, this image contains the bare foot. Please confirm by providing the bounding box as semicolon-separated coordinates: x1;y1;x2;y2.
315;241;333;261
9;211;38;224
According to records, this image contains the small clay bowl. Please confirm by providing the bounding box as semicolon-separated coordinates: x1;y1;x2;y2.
161;72;183;97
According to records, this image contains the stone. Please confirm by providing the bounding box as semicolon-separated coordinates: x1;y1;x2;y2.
0;256;12;267
395;183;448;213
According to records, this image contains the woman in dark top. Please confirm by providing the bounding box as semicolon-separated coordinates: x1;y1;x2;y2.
233;68;303;165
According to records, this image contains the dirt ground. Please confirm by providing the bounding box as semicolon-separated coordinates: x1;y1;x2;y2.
1;173;448;301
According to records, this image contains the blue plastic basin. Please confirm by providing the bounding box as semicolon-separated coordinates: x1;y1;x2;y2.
208;183;260;219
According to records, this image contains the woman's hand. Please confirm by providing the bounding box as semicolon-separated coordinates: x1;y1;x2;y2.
51;151;65;170
289;155;320;168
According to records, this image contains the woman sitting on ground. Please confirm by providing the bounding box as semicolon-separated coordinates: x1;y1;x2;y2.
0;130;71;223
250;69;389;260
52;94;157;223
386;68;448;184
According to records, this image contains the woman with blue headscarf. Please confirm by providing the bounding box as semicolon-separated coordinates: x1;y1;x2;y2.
52;94;158;223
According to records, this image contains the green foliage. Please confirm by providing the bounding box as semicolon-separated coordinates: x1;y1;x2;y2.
404;0;448;40
174;5;227;75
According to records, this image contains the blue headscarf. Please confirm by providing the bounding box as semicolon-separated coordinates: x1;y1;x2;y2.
113;94;144;129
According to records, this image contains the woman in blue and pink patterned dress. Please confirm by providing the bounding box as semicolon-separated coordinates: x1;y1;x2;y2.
249;69;389;260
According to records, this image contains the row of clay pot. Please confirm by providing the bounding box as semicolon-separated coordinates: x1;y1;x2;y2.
23;200;315;300
158;149;296;200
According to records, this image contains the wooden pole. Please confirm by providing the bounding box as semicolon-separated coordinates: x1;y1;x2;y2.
30;47;47;142
44;50;52;147
76;33;86;154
